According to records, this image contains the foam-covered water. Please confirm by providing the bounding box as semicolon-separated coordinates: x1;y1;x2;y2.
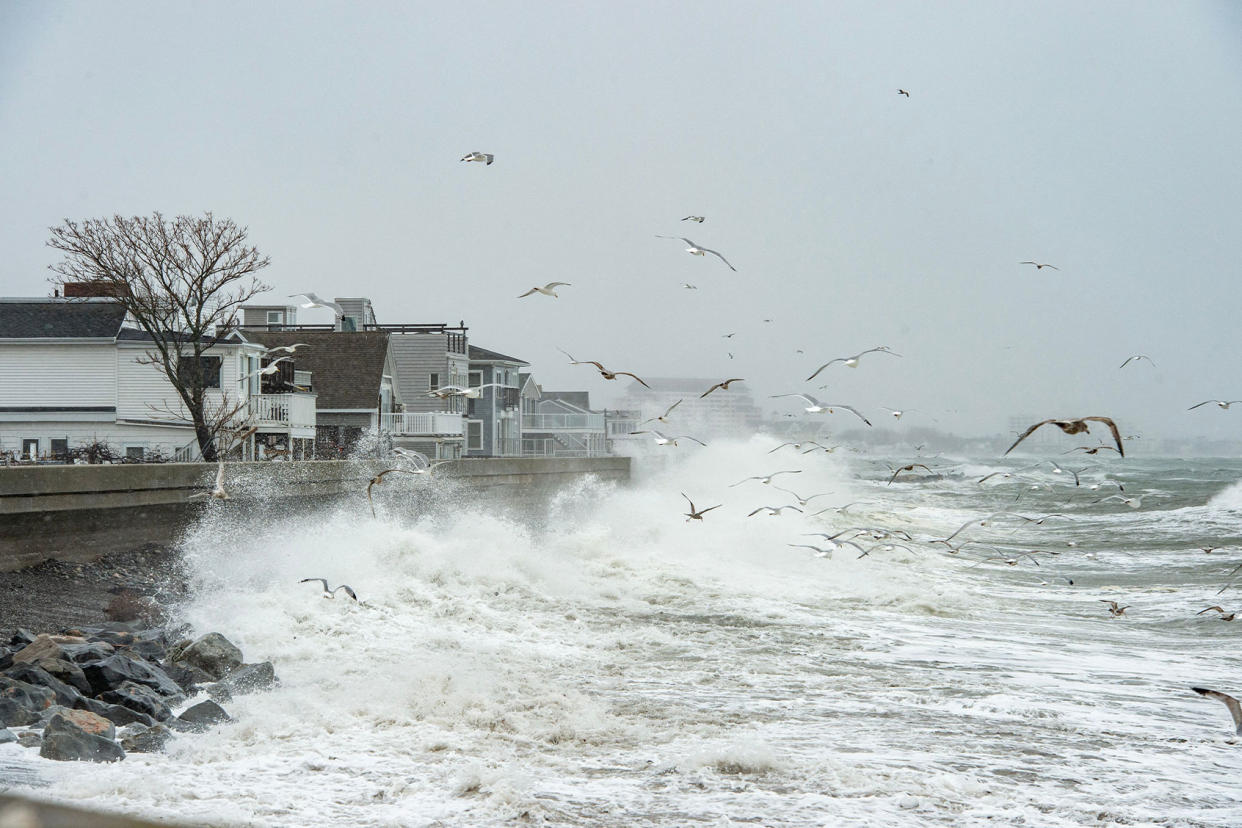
6;440;1242;826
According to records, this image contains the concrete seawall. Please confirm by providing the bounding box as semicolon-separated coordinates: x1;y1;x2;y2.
0;457;630;570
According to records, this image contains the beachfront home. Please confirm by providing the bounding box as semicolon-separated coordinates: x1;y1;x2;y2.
238;298;468;459
0;297;317;462
520;384;610;458
466;345;529;457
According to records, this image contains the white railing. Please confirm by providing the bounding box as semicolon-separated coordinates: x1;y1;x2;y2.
248;393;318;430
521;436;609;458
380;412;464;437
522;412;605;431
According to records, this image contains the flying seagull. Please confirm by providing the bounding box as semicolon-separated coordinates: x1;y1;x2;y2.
805;346;900;381
1100;600;1130;617
1019;261;1059;270
557;349;650;388
425;383;505;399
748;505;804;517
771;487;833;507
770;394;873;425
682;493;721;522
655;236;737;271
366;467;422;517
1004;416;1124;457
887;463;934;485
290;293;344;316
681;283;698;290
518;282;571;298
629;430;706;447
730;470;802;487
642;399;683;425
460;151;494;165
700;378;744;398
1197;606;1237;621
241;356;292;381
1192;687;1242;735
300;578;358;601
189;460;230;501
898;89;910;97
1189;400;1242;411
1119;355;1155;369
681;216;705;223
263;343;310;355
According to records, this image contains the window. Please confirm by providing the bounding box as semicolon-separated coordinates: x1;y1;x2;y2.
126;446;145;461
266;311;283;325
177;355;222;389
21;439;38;459
429;373;440;391
341;315;358;332
50;438;68;458
466;420;483;451
468;371;483;389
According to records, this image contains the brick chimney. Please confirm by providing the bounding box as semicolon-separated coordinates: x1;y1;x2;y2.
62;281;130;298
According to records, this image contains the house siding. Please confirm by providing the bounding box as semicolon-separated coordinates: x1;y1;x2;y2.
0;344;116;408
389;333;468;415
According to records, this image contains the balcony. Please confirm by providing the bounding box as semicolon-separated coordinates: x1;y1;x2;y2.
248;393;317;438
380;412;464;437
522;412;605;431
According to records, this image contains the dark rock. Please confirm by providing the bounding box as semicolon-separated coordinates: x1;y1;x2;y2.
99;681;173;722
83;629;136;648
219;661;277;695
10;629;36;647
39;712;125;762
0;727;14;744
17;730;40;748
60;640;118;664
0;676;55;726
177;633;243;680
176;699;231;732
82;652;184;697
202;682;232;703
76;697;156;728
0;650;11;672
129;637;167;662
162;661;211;692
120;723;171;753
5;663;86;707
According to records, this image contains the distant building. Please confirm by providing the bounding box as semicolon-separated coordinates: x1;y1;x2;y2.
615;377;762;439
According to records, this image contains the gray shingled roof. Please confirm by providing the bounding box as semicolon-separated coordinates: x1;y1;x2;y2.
468;344;529;365
0;300;126;339
539;390;592;410
246;330;391;410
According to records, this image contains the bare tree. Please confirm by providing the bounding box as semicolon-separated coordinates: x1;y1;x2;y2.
47;212;271;461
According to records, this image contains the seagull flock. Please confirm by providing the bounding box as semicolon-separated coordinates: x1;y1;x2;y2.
215;148;1242;734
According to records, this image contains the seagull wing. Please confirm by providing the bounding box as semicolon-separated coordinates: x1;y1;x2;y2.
771;393;818;405
545;282;571;289
663;400;683;418
699;247;737;271
1004;420;1057;456
805;360;844;381
517;288;539;298
614;372;651;388
1188;400;1219;410
214;460;225;492
673;435;707;446
1082;417;1124;457
825;404;872;426
1193;687;1242;734
335;585;358;600
300;578;329;591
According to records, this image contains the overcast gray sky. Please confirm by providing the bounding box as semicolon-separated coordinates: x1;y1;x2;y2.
3;1;1241;441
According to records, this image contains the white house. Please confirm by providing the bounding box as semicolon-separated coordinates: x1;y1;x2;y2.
0;297;317;462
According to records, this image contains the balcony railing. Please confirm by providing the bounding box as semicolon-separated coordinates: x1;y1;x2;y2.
248;393;317;429
380;412;464;437
522;412;605;431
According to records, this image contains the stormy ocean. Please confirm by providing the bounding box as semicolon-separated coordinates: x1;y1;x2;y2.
5;439;1242;827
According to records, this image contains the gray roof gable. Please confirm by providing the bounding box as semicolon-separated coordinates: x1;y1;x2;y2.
0;300;126;339
246;330;391;410
468;344;529;365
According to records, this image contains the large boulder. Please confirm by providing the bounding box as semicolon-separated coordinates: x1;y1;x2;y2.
176;633;243;681
120;723;172;754
77;696;157;728
0;676;55;727
81;652;184;698
218;661;277;696
40;706;116;740
98;681;173;722
176;699;232;732
39;712;125;762
4;663;86;706
0;728;14;744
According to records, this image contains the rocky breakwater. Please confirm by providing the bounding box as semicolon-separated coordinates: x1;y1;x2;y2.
0;624;275;762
